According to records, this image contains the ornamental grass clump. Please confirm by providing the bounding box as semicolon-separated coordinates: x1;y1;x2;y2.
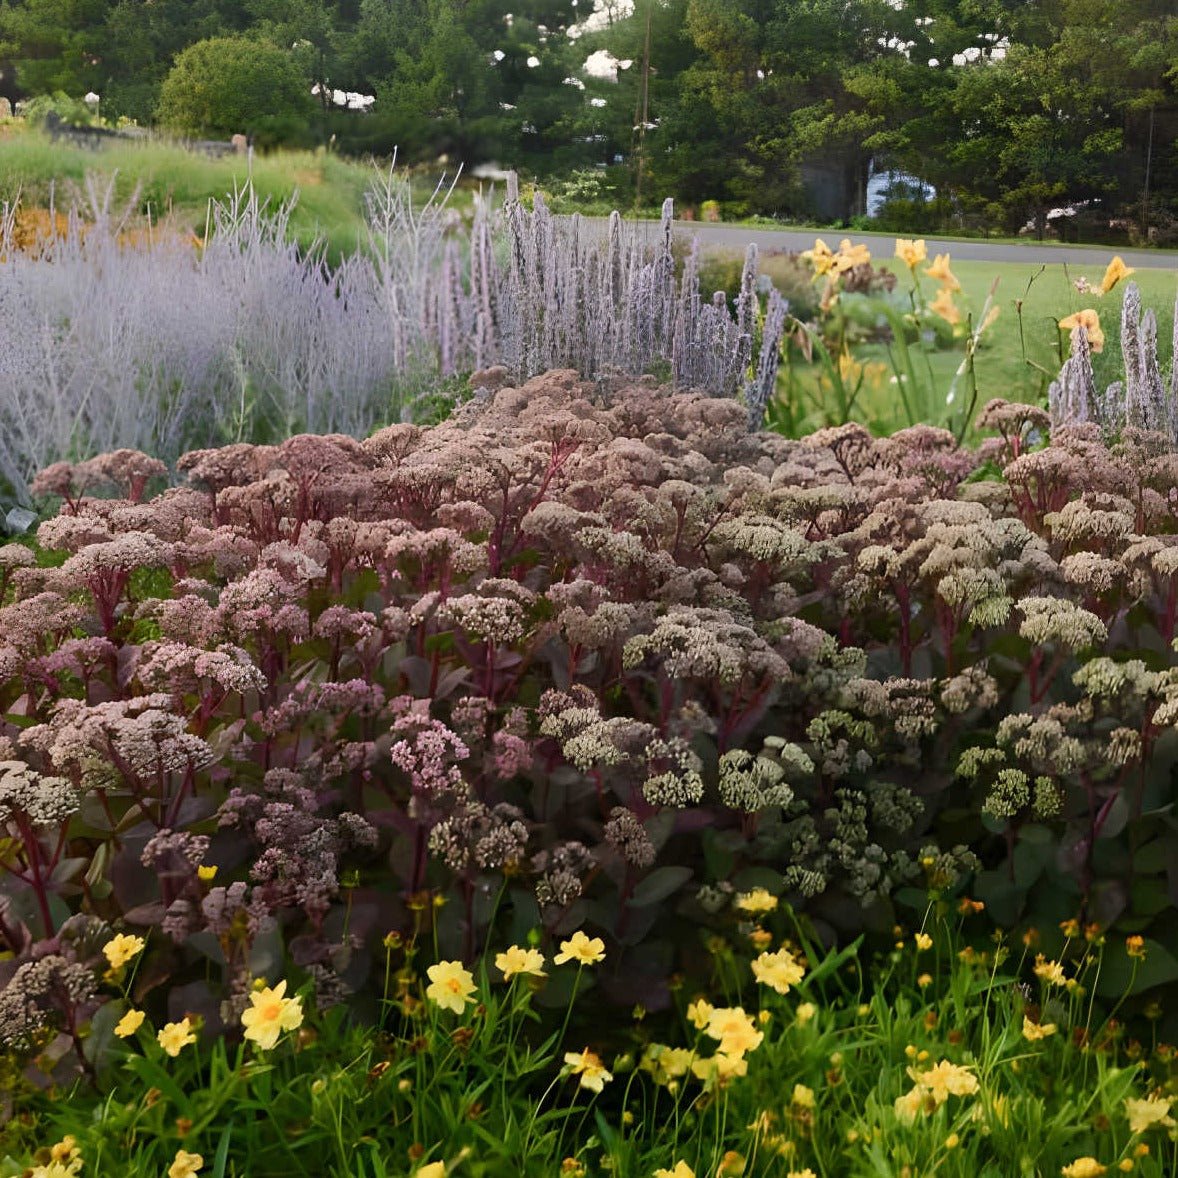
0;169;786;506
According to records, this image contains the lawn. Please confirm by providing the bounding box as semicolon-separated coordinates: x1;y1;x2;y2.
755;245;1178;437
0;125;460;260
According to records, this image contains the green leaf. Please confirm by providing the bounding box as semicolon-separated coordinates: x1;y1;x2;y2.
123;1051;190;1112
1095;938;1178;997
628;866;693;908
211;1125;232;1178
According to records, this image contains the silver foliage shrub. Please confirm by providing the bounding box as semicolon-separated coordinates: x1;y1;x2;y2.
1049;281;1178;441
0;167;785;501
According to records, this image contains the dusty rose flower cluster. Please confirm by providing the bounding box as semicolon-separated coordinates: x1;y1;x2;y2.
2;374;1178;1065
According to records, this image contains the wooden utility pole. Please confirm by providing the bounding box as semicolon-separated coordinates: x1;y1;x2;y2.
632;1;652;212
1141;105;1155;241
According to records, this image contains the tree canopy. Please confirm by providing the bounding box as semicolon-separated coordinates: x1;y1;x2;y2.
0;0;1174;231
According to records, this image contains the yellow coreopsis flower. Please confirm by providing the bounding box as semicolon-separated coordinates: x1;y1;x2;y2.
914;932;933;951
28;1165;81;1178
791;1082;815;1109
907;1059;979;1105
1099;255;1135;295
894;1085;927;1123
751;948;806;995
654;1163;695;1178
787;1171;817;1178
554;931;606;966
925;253;961;291
1061;1159;1107;1178
1022;1016;1058;1041
716;1152;745;1176
564;1047;613;1092
197;865;218;882
157;1017;197;1058
241;979;304;1049
425;961;477;1014
48;1138;80;1166
1126;936;1147;960
416;1164;446;1178
103;933;145;970
795;1002;817;1026
1058;309;1104;354
495;945;546;980
691;1050;748;1086
1034;954;1067;985
687;997;714;1030
733;887;778;914
168;1149;204;1178
1125;1094;1175;1134
929;286;960;326
114;1008;146;1038
705;1007;764;1057
895;238;927;269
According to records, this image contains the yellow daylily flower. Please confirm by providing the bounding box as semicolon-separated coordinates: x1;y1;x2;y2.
925;253;961;291
929;287;960;325
1058;309;1104;354
1099;255;1135;295
895;238;927;268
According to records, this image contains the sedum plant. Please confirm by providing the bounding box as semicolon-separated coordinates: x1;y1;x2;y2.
5;374;1178;1087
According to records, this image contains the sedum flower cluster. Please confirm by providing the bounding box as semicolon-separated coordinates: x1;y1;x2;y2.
5;372;1178;1067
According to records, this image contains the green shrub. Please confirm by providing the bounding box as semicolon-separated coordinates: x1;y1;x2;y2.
156;37;313;143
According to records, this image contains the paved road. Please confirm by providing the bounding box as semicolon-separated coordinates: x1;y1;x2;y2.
617;218;1178;269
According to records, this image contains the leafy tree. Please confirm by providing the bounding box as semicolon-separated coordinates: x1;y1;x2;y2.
0;0;113;95
156;35;313;141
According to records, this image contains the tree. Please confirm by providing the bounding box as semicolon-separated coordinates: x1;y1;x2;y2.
0;0;114;95
156;34;313;141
